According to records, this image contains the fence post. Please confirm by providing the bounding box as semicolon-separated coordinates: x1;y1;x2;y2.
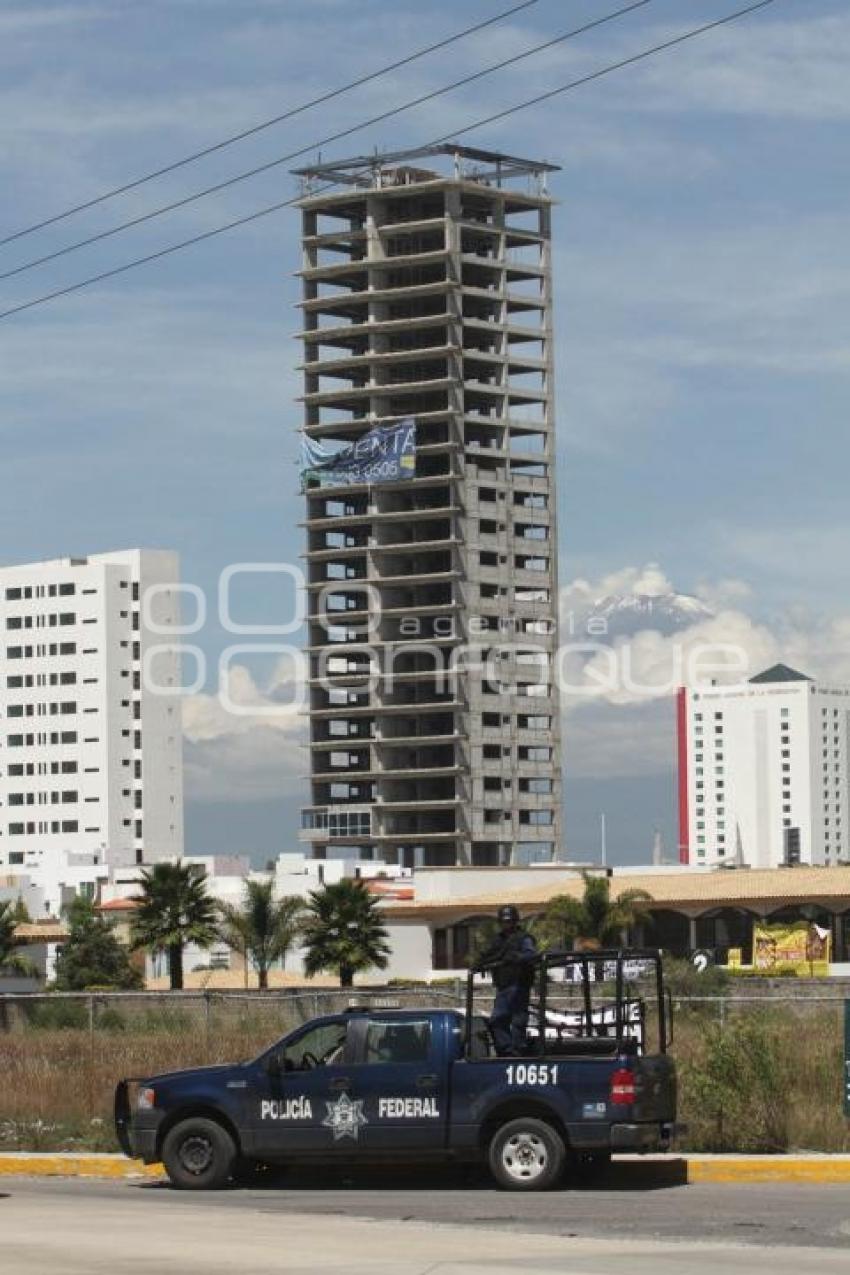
719;997;726;1034
204;992;212;1062
88;994;96;1119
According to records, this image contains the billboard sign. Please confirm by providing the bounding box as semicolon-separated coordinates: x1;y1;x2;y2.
301;420;416;490
753;919;831;977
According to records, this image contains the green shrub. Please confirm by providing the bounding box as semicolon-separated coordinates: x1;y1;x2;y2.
95;1008;126;1033
662;958;731;997
729;965;800;978
681;1012;791;1152
24;1000;88;1030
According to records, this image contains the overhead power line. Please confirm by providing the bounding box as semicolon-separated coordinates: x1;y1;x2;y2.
439;0;778;145
0;0;540;249
0;0;655;283
0;0;779;324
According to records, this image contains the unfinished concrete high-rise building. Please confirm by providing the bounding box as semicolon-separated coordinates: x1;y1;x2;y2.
295;145;562;868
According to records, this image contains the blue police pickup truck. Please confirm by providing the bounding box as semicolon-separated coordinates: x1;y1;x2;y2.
115;950;676;1191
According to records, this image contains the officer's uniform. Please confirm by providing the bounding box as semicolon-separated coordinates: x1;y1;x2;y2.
480;921;538;1057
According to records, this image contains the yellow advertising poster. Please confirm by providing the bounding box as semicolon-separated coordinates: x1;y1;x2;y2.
753;920;831;977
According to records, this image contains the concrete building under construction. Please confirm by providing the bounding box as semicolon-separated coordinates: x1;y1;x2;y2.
295;144;562;868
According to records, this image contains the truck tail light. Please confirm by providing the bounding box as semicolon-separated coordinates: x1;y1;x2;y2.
137;1087;156;1110
609;1067;636;1106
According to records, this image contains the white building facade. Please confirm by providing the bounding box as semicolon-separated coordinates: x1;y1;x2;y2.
0;549;184;879
678;664;850;869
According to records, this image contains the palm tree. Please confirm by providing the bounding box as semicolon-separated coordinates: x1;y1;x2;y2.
536;873;653;952
218;880;304;990
301;879;391;988
130;862;218;990
0;899;36;978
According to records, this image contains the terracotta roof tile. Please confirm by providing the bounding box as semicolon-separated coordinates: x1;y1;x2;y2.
386;866;850;917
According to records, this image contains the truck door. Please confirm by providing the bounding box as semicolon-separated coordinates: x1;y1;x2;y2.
345;1014;447;1152
247;1016;359;1158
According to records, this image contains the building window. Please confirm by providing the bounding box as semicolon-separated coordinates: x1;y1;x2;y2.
520;810;553;826
521;778;552;794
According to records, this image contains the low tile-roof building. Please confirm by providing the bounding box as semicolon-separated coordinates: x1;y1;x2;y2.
381;865;850;977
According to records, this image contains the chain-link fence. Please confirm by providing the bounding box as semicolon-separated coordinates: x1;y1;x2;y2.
1;986;847;1154
0;986;463;1151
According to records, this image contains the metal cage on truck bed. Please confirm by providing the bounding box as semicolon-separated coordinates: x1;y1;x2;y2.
464;948;672;1059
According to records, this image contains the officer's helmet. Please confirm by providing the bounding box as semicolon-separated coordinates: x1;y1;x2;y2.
497;904;520;926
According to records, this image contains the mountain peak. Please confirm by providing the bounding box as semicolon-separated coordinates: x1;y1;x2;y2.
586;590;714;638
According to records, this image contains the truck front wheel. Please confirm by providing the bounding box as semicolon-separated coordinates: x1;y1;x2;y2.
488;1117;565;1191
162;1117;236;1190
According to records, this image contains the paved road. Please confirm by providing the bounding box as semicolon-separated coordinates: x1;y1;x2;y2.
2;1173;850;1274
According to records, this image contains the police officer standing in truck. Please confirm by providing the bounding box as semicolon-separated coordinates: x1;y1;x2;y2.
478;904;538;1056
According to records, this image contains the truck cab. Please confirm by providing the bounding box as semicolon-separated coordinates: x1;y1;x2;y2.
115;949;676;1191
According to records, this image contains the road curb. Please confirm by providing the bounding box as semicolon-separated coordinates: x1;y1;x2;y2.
685;1156;850;1184
1;1152;850;1184
0;1153;163;1180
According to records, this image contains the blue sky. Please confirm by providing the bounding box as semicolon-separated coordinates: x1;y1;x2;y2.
1;0;847;864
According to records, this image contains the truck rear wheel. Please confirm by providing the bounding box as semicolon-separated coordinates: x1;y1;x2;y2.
162;1117;236;1190
488;1117;565;1191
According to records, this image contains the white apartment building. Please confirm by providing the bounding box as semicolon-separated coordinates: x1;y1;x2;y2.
677;664;850;868
0;550;184;877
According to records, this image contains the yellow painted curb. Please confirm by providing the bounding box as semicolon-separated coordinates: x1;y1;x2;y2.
1;1154;849;1185
687;1158;850;1184
0;1155;164;1180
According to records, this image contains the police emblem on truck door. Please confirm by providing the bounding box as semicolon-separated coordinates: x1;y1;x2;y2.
322;1092;368;1141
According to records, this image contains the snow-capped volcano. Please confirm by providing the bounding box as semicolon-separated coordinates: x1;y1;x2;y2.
586;591;714;638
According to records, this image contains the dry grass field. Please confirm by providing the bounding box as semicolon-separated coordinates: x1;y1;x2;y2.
1;993;847;1153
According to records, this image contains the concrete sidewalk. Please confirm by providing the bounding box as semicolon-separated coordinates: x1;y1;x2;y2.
2;1151;850;1184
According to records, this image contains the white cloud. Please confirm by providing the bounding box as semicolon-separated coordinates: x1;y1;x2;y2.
0;5;107;35
693;576;753;610
628;12;850;123
182;659;306;804
714;524;850;592
560;608;777;708
554;208;850;454
563;563;677;610
556;557;850;779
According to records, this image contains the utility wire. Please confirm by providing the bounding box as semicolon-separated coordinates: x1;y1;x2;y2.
0;1;654;282
0;0;779;324
440;0;777;147
0;0;540;249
